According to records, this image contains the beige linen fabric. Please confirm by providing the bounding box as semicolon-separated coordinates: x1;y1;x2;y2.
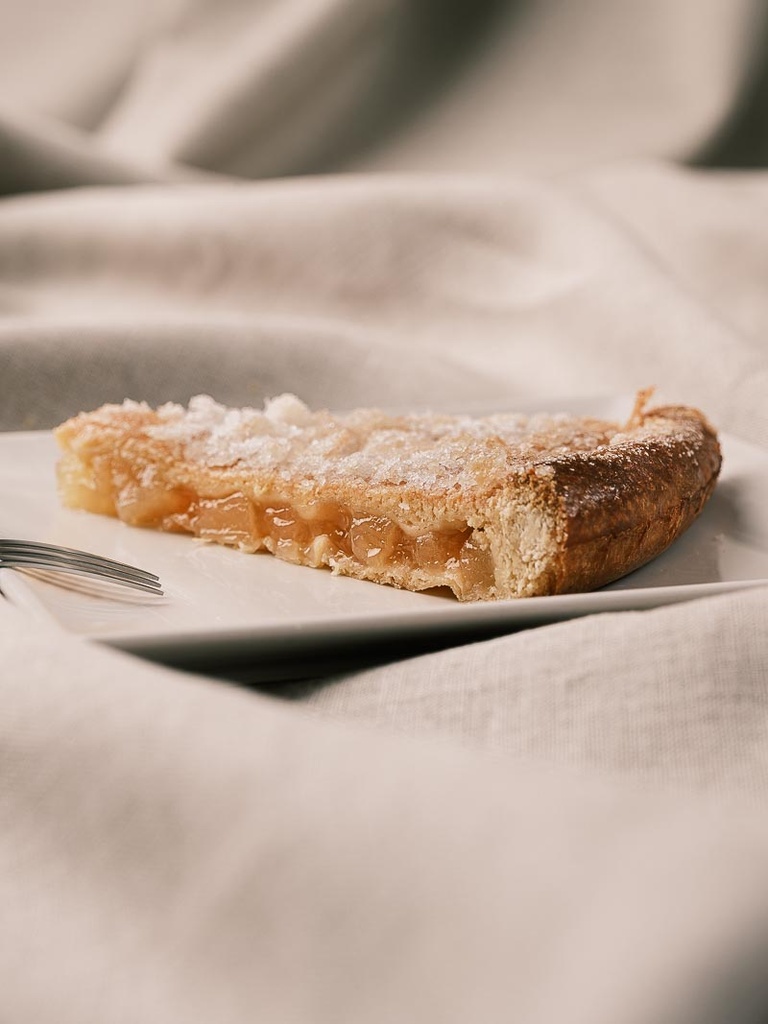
1;2;768;1021
304;586;768;798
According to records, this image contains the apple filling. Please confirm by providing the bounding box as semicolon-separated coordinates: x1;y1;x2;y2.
188;494;493;599
67;466;496;598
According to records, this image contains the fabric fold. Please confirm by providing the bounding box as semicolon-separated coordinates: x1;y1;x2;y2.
1;1;768;1021
1;598;768;1023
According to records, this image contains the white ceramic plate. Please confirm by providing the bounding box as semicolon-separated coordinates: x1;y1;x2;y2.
1;399;767;679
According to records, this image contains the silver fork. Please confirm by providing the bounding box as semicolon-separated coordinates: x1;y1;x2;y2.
0;539;164;595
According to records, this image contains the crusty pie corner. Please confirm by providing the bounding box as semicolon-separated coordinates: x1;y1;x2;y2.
54;390;721;601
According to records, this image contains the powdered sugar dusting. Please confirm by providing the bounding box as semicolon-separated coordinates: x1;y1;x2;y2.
264;393;314;426
139;393;629;492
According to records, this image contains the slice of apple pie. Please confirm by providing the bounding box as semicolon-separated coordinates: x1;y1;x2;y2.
54;391;721;601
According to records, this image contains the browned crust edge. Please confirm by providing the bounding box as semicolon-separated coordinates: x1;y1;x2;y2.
539;404;722;595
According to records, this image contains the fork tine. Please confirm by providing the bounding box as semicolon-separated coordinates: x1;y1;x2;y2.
0;540;163;594
3;559;164;594
0;555;161;590
0;540;160;583
2;554;163;589
1;557;164;592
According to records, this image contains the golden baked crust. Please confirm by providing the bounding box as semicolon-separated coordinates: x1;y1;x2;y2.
54;392;721;601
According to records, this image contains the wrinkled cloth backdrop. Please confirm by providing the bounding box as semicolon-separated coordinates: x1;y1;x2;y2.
1;2;768;1022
